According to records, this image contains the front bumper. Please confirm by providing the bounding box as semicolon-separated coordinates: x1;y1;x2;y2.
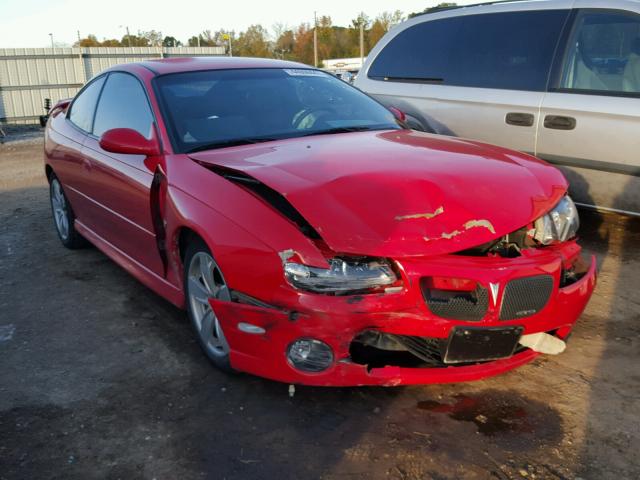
210;247;597;386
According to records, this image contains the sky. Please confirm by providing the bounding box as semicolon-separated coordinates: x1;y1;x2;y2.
0;0;479;48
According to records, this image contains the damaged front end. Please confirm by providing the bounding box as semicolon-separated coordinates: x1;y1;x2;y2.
206;216;595;386
186;134;596;386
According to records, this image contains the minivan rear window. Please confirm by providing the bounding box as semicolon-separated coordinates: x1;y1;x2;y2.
368;10;570;92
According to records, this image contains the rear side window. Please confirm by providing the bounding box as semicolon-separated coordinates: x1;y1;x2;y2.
368;10;570;91
68;76;106;132
93;73;154;139
560;11;640;95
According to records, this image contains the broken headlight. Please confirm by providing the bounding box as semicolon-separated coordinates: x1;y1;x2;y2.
533;195;580;245
284;257;397;294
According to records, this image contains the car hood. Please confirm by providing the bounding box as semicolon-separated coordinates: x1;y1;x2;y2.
189;130;567;257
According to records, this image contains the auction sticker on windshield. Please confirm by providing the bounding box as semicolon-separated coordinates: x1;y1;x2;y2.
284;69;327;77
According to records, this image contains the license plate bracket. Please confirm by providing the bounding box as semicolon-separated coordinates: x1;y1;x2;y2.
444;326;524;364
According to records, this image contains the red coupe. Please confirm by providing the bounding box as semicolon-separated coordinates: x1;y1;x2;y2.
44;57;596;386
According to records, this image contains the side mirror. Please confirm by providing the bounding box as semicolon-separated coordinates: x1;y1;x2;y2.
99;128;160;156
388;106;406;123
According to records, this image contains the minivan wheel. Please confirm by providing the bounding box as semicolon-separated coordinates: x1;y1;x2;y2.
184;238;234;372
49;176;87;249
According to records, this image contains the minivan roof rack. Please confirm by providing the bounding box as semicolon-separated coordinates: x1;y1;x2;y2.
415;0;532;16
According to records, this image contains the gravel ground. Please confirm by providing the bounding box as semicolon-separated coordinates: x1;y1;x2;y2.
1;137;639;480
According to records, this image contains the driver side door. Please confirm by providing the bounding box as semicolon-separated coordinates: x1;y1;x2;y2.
81;72;165;277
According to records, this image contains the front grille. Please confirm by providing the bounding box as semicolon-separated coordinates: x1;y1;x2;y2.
422;281;488;321
499;275;554;320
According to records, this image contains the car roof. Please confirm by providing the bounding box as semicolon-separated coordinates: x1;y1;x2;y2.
410;0;576;19
132;56;311;76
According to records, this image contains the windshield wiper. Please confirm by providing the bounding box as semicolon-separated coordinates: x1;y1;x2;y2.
186;137;278;153
298;126;393;137
378;76;444;83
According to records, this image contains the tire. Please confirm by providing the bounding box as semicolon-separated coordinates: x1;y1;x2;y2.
49;175;87;249
184;237;234;372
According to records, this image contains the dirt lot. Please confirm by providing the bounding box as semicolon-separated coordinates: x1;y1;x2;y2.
1;137;639;480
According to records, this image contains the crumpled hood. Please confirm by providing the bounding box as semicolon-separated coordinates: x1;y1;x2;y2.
189;130;567;257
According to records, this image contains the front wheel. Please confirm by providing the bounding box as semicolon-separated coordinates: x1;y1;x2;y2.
184;238;234;372
49;175;87;249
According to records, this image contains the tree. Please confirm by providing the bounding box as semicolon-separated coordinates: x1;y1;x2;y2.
75;34;101;47
347;12;371;57
234;24;272;58
163;36;182;47
274;28;295;59
121;33;150;47
100;38;123;47
369;10;405;49
212;29;235;54
74;35;123;47
293;23;314;65
187;30;218;47
409;2;458;18
140;30;163;47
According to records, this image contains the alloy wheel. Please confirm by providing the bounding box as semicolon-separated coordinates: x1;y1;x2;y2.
50;178;70;240
187;252;231;357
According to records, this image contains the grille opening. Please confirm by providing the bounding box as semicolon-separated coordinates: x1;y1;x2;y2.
350;342;429;370
349;330;532;370
499;275;554;321
350;331;446;369
421;277;488;321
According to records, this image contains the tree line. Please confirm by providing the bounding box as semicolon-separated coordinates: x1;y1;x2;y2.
74;4;457;66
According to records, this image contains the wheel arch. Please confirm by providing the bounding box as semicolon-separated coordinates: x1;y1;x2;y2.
177;226;205;262
45;164;54;182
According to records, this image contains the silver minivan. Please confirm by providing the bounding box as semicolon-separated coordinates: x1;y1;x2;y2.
355;0;640;216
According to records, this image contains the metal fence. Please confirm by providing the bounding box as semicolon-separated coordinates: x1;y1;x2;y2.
0;47;226;125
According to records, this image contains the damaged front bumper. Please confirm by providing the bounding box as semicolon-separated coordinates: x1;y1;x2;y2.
209;245;597;386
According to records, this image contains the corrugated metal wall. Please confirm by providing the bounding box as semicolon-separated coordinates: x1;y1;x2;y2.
0;47;226;124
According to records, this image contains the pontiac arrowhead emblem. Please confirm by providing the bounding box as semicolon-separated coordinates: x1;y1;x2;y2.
489;283;500;307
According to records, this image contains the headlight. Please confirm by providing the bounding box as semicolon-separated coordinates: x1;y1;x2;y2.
284;257;397;294
533;195;580;245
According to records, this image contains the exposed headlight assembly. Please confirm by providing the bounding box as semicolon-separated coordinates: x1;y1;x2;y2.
284;257;397;294
533;195;580;245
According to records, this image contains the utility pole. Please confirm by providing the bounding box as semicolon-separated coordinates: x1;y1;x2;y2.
119;25;131;46
77;30;81;44
49;33;54;49
313;11;318;67
359;21;364;68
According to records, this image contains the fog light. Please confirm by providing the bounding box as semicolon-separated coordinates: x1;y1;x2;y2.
287;338;334;372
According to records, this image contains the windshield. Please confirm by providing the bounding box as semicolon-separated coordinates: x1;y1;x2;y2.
155;68;400;153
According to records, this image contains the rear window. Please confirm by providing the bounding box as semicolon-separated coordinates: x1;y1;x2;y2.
368;10;570;91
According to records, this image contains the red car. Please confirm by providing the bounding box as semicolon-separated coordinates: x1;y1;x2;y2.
44;57;596;386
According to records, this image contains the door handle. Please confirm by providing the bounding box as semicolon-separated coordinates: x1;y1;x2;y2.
505;112;535;127
544;115;576;131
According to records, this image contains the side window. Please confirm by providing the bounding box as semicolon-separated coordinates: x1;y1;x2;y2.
68;76;106;132
369;10;570;91
561;11;640;94
367;17;456;82
93;73;154;139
